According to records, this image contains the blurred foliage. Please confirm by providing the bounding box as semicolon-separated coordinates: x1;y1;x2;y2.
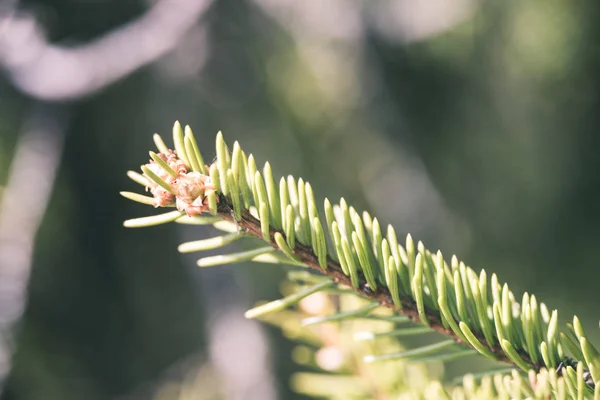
2;0;600;399
263;285;436;399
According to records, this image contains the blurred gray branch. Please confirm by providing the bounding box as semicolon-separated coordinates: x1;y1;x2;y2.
0;0;212;392
0;0;212;100
0;104;69;388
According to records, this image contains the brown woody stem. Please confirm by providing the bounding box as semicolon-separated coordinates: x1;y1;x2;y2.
216;200;542;371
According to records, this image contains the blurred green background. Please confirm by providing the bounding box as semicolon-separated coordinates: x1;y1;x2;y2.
1;0;600;399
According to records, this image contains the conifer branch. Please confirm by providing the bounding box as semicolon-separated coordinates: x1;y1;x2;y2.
215;199;526;368
122;122;600;398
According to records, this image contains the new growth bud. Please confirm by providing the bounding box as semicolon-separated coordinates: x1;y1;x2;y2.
171;172;216;216
143;150;216;215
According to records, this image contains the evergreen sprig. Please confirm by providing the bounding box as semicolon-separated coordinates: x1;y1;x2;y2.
123;122;600;399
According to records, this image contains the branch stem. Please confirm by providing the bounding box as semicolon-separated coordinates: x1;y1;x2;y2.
217;200;542;371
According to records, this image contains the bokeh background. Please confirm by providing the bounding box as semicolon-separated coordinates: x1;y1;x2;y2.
1;0;600;399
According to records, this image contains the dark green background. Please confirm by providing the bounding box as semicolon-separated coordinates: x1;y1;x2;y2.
1;1;599;398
